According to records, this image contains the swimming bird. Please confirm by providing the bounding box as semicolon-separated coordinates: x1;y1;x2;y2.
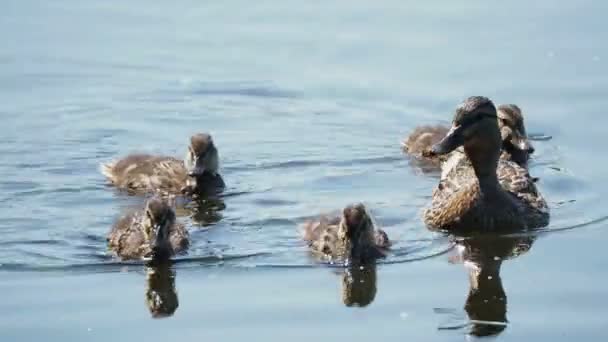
402;104;535;170
108;197;189;261
301;203;390;265
422;96;549;232
100;133;224;197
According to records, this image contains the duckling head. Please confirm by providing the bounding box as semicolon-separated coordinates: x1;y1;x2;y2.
426;96;501;178
184;133;219;180
339;203;375;263
143;198;176;261
497;104;534;164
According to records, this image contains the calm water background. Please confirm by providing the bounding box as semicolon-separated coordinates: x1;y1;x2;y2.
1;0;608;340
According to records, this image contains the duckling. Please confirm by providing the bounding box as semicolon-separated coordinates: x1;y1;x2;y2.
496;104;534;167
108;197;189;261
422;96;549;232
101;133;224;196
301;203;390;265
402;104;534;170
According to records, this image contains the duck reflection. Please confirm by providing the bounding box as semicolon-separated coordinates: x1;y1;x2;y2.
339;264;378;307
451;234;536;337
144;261;179;318
175;196;226;227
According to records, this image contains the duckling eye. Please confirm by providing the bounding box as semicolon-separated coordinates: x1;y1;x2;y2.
146;210;153;222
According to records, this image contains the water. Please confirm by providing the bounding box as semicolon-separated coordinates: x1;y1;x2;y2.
1;0;607;340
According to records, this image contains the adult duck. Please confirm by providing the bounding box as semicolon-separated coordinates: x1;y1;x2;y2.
422;96;549;232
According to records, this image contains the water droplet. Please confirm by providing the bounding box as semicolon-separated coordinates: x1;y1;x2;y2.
400;312;409;320
488;276;493;280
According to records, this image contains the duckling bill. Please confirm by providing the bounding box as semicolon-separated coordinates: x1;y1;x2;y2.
101;133;224;196
301;203;390;265
108;197;189;261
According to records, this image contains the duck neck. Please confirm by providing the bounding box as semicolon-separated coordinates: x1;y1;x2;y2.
465;144;502;194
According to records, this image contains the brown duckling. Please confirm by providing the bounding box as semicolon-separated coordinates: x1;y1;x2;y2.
101;133;224;196
108;197;189;261
422;96;549;232
301;203;390;265
402;104;534;170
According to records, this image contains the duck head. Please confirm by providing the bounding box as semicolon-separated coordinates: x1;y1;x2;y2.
426;96;501;179
142;197;176;261
184;133;219;186
338;203;375;264
497;104;534;165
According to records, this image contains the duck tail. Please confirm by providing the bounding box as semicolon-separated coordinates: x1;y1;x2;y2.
99;161;117;182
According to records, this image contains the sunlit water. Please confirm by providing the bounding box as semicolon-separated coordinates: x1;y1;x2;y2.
1;0;608;340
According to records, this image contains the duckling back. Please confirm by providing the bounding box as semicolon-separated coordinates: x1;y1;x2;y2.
402;125;450;166
101;154;188;194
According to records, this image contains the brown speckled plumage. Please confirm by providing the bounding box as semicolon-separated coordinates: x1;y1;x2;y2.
100;133;224;196
301;203;390;264
108;197;189;260
423;96;549;233
403;104;534;171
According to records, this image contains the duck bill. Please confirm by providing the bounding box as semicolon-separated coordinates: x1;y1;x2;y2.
430;124;465;155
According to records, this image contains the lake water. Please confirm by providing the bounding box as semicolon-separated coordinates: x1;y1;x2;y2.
1;0;608;340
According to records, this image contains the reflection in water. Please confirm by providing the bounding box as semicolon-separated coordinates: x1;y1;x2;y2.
336;264;378;308
452;234;536;337
145;262;179;318
176;196;226;227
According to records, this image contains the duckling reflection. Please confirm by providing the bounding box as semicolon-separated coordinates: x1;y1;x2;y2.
452;234;536;337
185;196;226;227
145;262;179;318
339;264;378;307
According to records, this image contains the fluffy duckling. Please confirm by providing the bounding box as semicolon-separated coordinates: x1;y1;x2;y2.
422;96;549;232
301;203;390;264
108;197;189;261
402;104;534;169
101;133;224;196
